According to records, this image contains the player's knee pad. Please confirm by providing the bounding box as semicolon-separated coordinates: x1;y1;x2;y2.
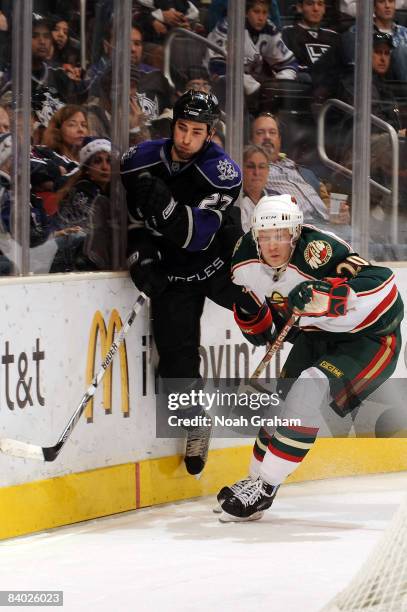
279;367;331;428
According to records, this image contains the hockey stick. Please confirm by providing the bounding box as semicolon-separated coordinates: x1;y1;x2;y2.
238;313;298;396
0;289;149;462
250;313;298;383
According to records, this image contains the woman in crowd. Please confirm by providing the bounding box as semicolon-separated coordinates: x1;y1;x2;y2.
50;136;113;272
31;105;89;219
49;15;82;81
40;104;89;168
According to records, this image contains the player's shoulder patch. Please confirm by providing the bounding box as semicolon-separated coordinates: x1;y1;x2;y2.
196;143;241;190
298;226;351;273
120;139;166;174
304;238;333;270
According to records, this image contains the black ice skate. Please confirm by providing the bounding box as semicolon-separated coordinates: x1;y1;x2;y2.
219;478;279;522
213;477;253;513
184;416;212;476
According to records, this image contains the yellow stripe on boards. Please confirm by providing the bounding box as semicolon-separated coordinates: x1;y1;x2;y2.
0;464;136;540
1;441;407;540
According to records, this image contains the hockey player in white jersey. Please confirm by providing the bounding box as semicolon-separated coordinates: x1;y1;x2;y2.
218;194;403;521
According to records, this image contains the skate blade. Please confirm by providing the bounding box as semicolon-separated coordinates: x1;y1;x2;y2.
212;503;223;514
219;510;264;523
194;472;202;480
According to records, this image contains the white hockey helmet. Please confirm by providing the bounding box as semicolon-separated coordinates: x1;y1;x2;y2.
251;194;303;239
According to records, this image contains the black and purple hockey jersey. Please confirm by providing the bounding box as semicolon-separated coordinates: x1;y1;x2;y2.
120;138;242;279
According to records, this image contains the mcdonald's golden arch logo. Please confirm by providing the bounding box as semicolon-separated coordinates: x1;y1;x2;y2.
86;309;129;422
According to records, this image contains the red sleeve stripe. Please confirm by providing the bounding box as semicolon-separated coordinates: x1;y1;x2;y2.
355;273;394;296
351;284;398;333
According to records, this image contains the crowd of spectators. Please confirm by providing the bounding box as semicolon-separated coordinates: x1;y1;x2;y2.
0;0;406;276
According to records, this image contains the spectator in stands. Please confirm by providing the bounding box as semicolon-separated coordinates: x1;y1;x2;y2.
50;136;113;271
250;112;330;222
240;144;279;231
282;1;340;77
323;31;406;176
175;65;213;95
0;132;54;274
31;105;88;218
0;131;12;274
135;0;201;44
207;0;281;31
336;0;407;80
374;0;407;41
0;9;10;77
0;14;84;129
340;0;407;18
30;13;82;99
129;23;172;129
0;104;10;133
41;104;89;166
373;0;407;79
337;32;404;132
206;0;298;100
83;18;113;96
86;66;151;142
49;15;81;81
85;20;172;139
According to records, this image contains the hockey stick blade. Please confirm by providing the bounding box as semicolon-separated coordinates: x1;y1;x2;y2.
0;438;45;461
0;289;149;462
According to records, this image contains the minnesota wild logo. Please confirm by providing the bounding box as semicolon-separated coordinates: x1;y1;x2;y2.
304;240;332;269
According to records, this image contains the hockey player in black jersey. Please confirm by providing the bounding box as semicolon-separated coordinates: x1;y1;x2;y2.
121;90;257;475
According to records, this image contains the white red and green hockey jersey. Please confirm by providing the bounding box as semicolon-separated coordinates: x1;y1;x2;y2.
232;226;403;337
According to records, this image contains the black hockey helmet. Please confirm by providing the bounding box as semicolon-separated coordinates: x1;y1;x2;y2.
173;90;220;131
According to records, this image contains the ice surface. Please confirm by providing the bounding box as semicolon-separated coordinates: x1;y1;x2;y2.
0;472;406;612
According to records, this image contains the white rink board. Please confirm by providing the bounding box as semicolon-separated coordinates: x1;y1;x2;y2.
0;267;406;488
0;275;252;487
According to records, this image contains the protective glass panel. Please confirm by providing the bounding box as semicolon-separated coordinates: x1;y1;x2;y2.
368;6;407;261
0;4;14;276
239;0;335;236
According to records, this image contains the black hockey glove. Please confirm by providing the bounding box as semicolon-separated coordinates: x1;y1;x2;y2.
129;172;181;231
127;172;157;221
288;278;350;317
233;303;276;346
127;244;169;298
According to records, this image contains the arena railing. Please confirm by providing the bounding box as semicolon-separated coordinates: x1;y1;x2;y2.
317;98;400;244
